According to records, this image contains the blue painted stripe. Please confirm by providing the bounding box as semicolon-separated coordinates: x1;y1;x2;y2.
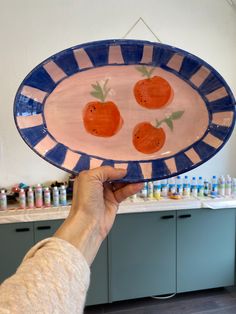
193;141;216;160
120;43;143;64
24;66;56;93
53;49;78;76
199;72;223;95
125;162;143;181
209;124;230;141
175;153;193;172
45;144;67;166
207;98;234;113
152;47;174;67
152;159;170;178
179;57;201;80
73;155;90;172
15;95;43;116
21;125;46;147
85;44;109;67
102;160;115;167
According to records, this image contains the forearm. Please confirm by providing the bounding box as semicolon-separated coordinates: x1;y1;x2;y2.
0;237;90;314
55;211;104;265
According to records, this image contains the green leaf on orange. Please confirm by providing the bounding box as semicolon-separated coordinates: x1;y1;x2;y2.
170;110;185;120
165;118;174;131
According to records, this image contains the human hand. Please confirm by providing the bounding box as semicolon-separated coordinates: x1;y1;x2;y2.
55;166;143;265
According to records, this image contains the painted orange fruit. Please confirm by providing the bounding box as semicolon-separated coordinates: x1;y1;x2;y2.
134;66;172;109
132;111;185;154
83;80;123;137
83;101;123;137
133;122;166;154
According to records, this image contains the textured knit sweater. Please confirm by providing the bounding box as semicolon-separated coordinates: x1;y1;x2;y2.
0;237;90;313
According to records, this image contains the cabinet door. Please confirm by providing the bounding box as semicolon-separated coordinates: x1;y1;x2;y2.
86;239;108;306
34;219;64;243
0;222;34;283
109;211;176;302
177;208;235;293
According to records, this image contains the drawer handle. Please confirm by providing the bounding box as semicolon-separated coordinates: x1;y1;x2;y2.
161;215;174;219
15;228;30;232
178;214;192;219
37;226;51;230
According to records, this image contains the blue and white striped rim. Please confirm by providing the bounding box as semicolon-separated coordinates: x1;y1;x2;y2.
13;39;236;182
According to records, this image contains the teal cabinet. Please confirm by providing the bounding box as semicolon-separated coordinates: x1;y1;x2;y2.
108;211;176;302
177;208;235;293
34;219;64;243
0;222;34;283
86;239;108;306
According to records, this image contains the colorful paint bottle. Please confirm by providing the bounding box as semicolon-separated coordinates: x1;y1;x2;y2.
27;187;34;209
232;178;236;198
204;180;209;196
197;176;204;197
211;176;218;196
183;176;190;197
140;182;148;199
35;184;43;208
168;177;176;195
153;181;161;199
44;187;51;207
176;176;183;196
53;186;59;207
225;174;232;196
191;177;198;197
59;185;67;205
147;181;153;199
218;176;225;197
19;189;26;209
161;179;168;197
0;190;7;210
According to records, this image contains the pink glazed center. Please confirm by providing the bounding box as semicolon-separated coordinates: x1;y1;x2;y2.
44;65;209;161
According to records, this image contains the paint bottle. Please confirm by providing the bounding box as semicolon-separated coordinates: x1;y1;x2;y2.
0;190;7;210
211;176;218;196
140;182;148;199
44;187;51;207
225;174;232;196
27;187;34;209
183;176;190;197
53;186;59;207
204;180;209;196
191;177;198;197
19;189;26;209
153;181;161;199
59;185;67;206
176;176;183;196
161;179;168;197
35;184;43;208
197;176;204;197
168;177;176;195
218;175;225;197
147;181;153;199
232;178;236;198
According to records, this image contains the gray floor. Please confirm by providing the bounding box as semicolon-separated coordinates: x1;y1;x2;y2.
84;288;236;314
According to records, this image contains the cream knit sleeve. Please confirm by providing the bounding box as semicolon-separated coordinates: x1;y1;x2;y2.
0;237;90;314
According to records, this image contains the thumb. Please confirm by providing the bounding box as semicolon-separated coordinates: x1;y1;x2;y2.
91;166;127;183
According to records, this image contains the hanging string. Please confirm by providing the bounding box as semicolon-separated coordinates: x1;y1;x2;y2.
122;17;162;43
226;0;236;11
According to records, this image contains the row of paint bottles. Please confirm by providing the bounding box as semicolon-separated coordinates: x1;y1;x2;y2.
16;185;67;209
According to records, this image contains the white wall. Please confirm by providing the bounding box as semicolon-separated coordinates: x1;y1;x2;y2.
0;0;236;187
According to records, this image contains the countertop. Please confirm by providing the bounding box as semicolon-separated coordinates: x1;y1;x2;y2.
1;196;236;224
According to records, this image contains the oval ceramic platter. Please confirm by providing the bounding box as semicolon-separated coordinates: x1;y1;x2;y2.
14;39;236;182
